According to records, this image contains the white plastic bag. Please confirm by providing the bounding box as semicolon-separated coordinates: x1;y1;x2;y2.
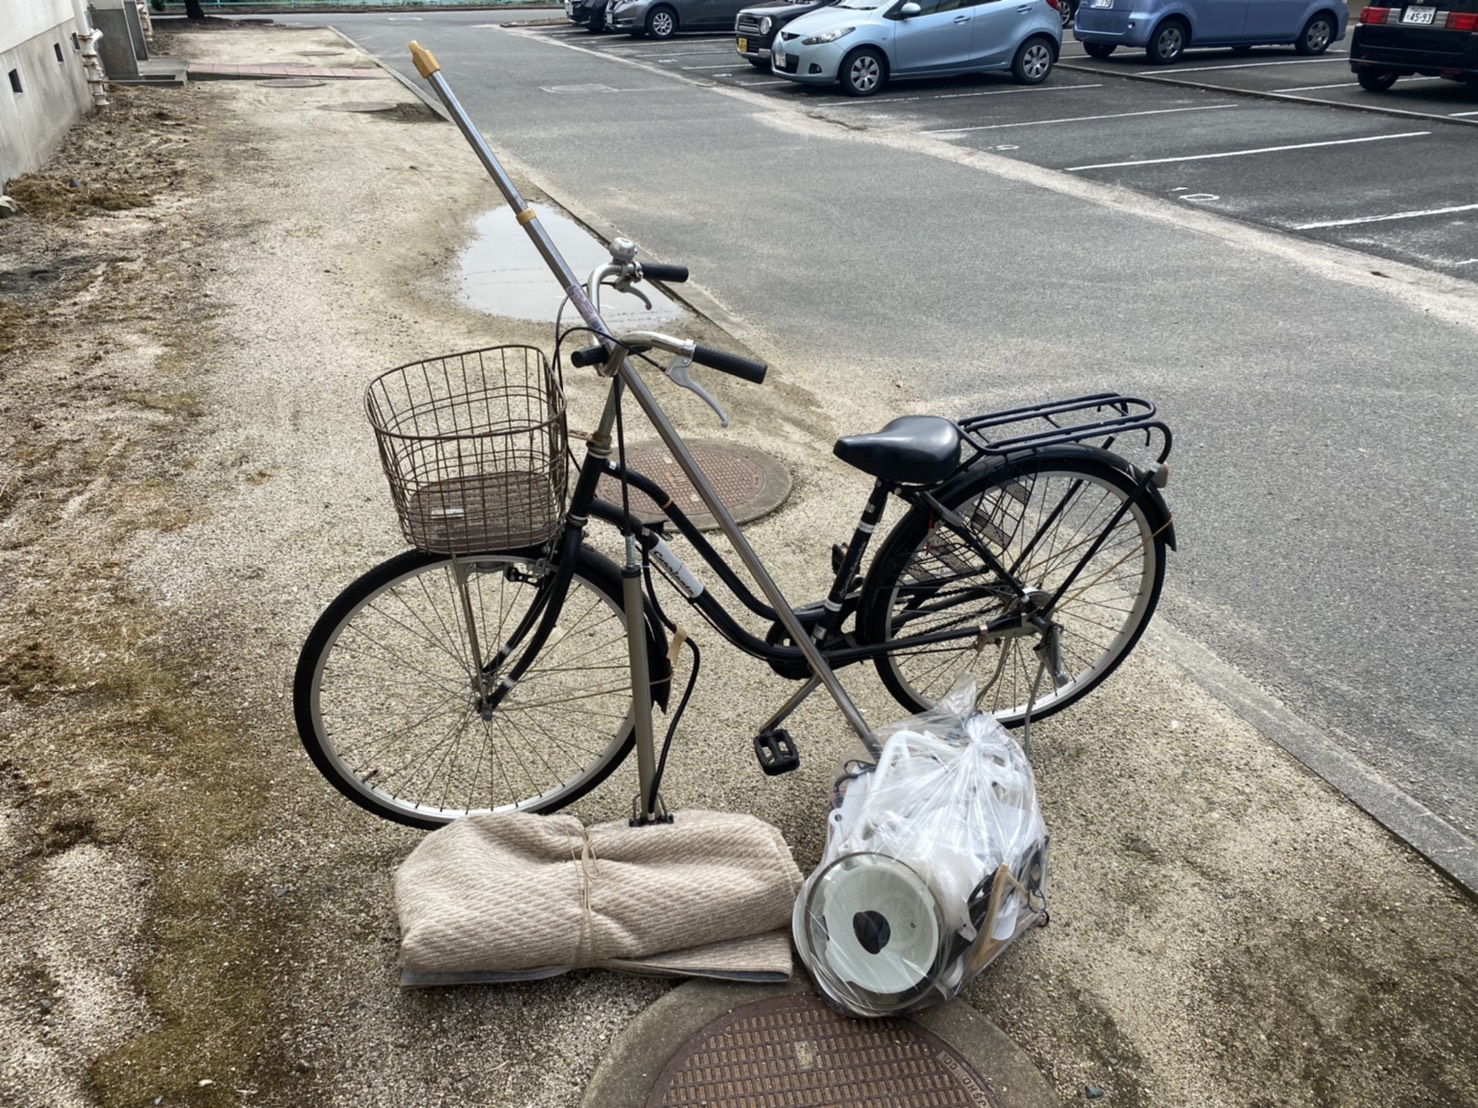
794;680;1049;1017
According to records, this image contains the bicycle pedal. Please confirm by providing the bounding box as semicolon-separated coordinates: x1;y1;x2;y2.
753;728;801;776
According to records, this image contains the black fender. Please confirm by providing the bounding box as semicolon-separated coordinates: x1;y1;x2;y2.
935;443;1177;551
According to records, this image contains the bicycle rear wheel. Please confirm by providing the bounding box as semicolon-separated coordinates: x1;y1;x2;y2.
294;547;639;828
863;450;1168;726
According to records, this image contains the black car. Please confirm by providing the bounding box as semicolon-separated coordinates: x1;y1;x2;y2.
735;0;837;69
1349;0;1478;91
565;0;609;33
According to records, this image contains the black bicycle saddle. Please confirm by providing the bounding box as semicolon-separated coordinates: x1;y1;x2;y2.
833;415;961;486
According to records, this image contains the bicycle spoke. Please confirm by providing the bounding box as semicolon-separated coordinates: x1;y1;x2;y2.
874;458;1163;726
301;551;639;824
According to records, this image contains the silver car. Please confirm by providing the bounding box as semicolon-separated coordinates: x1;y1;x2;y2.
608;0;759;38
1074;0;1347;64
772;0;1063;96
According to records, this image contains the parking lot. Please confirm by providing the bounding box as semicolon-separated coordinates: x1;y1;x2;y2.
522;23;1478;278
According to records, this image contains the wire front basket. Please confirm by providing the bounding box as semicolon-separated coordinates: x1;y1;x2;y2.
366;346;568;555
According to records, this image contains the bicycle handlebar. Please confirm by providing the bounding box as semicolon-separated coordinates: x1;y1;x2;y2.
569;346;609;368
640;262;689;283
693;344;767;384
568;339;767;384
572;257;768;384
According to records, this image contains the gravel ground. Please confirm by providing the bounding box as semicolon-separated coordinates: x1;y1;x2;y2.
1;20;1475;1108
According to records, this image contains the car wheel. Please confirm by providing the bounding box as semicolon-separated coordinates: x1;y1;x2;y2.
1012;37;1055;85
1084;42;1116;59
840;47;887;96
645;4;678;39
1356;67;1399;92
1058;0;1076;29
1146;18;1188;64
1295;13;1335;55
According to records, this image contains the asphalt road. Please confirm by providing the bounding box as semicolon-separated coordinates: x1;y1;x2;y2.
274;8;1478;869
529;23;1478;278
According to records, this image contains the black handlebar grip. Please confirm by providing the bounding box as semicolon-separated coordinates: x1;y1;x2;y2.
641;263;689;283
570;345;608;368
692;344;767;384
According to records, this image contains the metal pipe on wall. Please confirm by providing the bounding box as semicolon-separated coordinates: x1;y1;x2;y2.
71;0;110;108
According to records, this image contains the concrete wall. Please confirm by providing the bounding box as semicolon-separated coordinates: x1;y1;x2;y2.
0;0;95;186
91;0;147;80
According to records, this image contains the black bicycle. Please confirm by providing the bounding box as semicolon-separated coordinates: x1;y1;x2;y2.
291;44;1176;830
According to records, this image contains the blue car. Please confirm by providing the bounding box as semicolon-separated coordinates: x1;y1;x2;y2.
772;0;1065;96
1074;0;1347;64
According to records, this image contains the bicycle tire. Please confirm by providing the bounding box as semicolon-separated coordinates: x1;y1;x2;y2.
862;448;1168;727
294;546;646;828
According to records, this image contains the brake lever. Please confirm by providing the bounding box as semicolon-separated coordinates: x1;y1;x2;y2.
665;352;730;428
609;276;653;311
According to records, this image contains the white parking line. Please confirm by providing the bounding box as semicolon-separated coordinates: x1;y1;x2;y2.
677;63;745;69
923;103;1235;134
826;83;1103;106
1452;110;1478;118
1295;203;1478;230
1066;131;1430;171
934;83;1104;100
1144;56;1346;74
581;44;731;56
1275;75;1442;91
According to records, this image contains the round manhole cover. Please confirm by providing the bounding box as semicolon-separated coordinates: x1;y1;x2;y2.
260;78;325;88
597;441;790;531
644;995;1004;1108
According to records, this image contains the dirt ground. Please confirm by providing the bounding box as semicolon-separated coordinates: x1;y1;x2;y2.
2;19;1476;1108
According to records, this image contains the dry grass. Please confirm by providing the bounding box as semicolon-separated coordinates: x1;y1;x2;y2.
4;173;154;220
0;81;319;1107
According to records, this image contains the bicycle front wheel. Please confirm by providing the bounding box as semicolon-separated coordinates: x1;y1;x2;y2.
863;450;1168;726
294;547;638;828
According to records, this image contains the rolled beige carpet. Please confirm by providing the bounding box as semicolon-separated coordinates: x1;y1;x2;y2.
395;809;804;987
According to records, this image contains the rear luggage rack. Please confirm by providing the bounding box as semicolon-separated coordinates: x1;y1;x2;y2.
958;393;1171;463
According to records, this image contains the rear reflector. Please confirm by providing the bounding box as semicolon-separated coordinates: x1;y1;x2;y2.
1448;11;1478;30
1360;6;1391;23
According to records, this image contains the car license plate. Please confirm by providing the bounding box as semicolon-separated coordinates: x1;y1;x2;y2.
1092;0;1112;7
738;36;748;53
774;46;786;64
1401;5;1436;22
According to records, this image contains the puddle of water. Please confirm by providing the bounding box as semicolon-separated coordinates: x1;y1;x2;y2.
455;207;681;327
